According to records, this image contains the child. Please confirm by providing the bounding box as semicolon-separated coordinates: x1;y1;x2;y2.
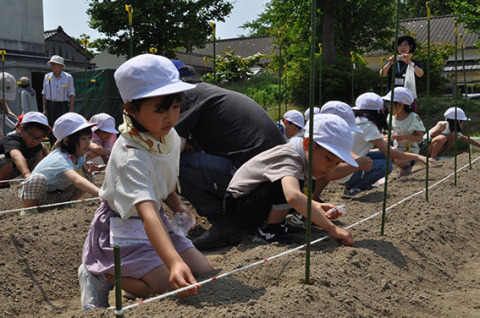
20;112;99;215
0;72;19;138
80;54;213;310
0;112;51;187
224;113;356;245
304;106;320;122
341;92;435;199
385;87;425;178
420;107;480;159
282;110;305;140
87;113;118;165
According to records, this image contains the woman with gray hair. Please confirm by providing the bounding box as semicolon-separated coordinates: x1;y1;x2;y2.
18;77;38;113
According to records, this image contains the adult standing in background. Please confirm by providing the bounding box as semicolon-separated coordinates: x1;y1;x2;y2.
0;72;19;138
176;82;286;249
18;77;38;114
42;55;75;142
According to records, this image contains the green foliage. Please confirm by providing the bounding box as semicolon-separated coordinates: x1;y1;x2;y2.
412;41;456;96
451;1;480;47
72;34;102;55
87;0;232;58
201;47;265;85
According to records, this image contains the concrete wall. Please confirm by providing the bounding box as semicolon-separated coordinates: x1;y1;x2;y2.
0;0;45;54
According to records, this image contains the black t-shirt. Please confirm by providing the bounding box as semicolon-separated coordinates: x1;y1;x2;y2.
0;133;42;159
176;83;286;168
385;59;424;92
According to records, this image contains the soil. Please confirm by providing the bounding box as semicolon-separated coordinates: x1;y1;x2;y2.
1;152;479;318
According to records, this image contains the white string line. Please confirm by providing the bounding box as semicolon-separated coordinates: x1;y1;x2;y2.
0;197;101;215
114;156;479;313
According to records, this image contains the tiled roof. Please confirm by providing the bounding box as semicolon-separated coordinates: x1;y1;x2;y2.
176;36;275;69
401;15;478;48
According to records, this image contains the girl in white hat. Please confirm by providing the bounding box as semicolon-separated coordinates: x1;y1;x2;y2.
87;113;119;165
420;106;480;159
80;54;213;310
20;112;99;215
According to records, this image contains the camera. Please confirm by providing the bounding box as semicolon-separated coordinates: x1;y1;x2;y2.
397;55;405;61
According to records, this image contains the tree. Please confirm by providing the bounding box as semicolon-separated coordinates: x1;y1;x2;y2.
72;34;103;55
450;1;480;45
399;0;477;19
87;0;233;58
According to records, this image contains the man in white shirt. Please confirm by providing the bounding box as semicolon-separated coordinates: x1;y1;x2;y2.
42;55;75;143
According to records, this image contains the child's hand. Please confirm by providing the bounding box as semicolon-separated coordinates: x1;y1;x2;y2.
328;227;354;246
169;261;200;297
428;157;438;166
356;156;373;171
175;209;196;230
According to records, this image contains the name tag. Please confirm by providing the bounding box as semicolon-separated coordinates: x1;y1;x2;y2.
395;77;405;86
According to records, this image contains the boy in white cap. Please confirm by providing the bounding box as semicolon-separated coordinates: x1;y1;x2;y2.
87;113;119;164
0;112;51;187
42;55;75;143
304;106;320;122
282;109;305;139
224;114;356;245
0;72;19;138
420;106;480;159
20;112;100;215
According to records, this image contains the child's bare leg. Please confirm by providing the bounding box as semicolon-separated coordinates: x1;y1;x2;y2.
180;247;214;276
22;198;39;208
107;265;171;298
0;162;13;181
429;135;447;158
394;159;410;170
265;209;289;224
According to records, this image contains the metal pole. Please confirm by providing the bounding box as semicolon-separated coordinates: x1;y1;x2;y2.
381;0;400;236
305;0;316;285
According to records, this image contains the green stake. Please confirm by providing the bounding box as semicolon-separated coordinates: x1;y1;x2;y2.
305;0;316;285
318;43;322;106
425;2;431;202
381;0;401;236
114;245;124;318
460;33;472;169
351;51;355;106
454;23;458;186
1;50;5;137
278;30;283;125
126;5;133;58
82;38;89;118
210;22;216;85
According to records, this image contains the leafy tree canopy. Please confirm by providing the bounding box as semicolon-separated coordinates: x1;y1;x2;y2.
450;1;480;38
87;0;233;58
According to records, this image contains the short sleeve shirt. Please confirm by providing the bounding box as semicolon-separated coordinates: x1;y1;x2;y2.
389;112;425;153
0;133;42;159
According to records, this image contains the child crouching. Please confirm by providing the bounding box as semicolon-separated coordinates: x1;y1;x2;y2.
224;114;356;246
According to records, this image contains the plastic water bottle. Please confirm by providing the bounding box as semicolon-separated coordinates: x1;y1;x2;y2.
171;213;195;237
326;204;346;216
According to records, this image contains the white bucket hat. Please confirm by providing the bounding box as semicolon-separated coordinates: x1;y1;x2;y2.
304;107;320;120
382;87;414;106
283;110;305;129
353;92;384;111
47;55;65;66
0;72;17;101
22;111;52;131
89;113;119;134
444;107;470;121
320;101;362;133
53;112;96;141
304;113;358;168
114;54;196;104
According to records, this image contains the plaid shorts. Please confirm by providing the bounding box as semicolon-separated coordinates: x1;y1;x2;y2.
20;171;95;205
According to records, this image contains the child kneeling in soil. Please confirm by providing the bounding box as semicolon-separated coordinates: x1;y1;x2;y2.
224;113;356;246
20;113;99;215
86;113;118;165
420;107;480;159
80;54;213;310
0;112;51;187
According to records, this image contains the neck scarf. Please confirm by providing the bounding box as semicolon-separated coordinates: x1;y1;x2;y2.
118;112;173;154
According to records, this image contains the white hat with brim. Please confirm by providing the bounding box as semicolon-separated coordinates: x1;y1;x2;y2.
47;55;65;66
90;113;119;134
22;111;52;132
53;112;96;141
320;101;362;133
305;113;358;168
283;110;305;129
115;54;196;104
0;72;17;101
304;107;320;120
382;87;414;106
353;92;384;111
444;107;470;121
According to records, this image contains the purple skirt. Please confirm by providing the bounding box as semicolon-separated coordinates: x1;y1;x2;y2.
82;200;194;279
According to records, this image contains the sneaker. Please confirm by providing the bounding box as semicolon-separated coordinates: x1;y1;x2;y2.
20;207;39;216
253;222;290;244
342;187;364;199
78;264;113;310
289;211;306;228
